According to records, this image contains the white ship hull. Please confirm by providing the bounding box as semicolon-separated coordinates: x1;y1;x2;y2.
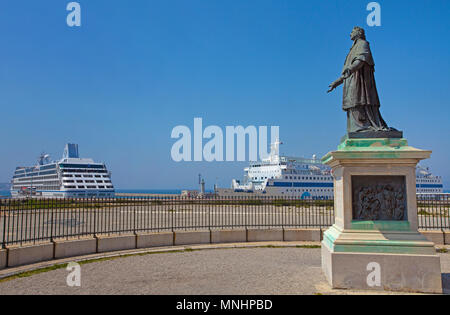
10;189;115;199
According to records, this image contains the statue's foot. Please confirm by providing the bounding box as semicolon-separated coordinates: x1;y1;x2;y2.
368;126;399;132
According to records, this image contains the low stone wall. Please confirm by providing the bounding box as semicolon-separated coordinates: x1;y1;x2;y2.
137;232;174;248
8;243;54;268
247;229;283;242
0;250;7;269
284;228;322;242
211;229;247;243
174;231;210;246
421;230;445;245
54;238;97;259
97;235;136;253
0;228;447;270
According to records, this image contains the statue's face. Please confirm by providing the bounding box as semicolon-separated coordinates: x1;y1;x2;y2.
350;29;358;40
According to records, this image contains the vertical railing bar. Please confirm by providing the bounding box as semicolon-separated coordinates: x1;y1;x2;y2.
2;200;7;248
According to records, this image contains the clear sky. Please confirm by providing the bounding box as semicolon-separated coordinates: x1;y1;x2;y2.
0;0;449;190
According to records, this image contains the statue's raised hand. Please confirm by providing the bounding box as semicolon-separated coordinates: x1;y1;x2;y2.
327;76;345;93
327;82;337;93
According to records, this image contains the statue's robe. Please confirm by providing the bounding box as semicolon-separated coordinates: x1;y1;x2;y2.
342;38;388;133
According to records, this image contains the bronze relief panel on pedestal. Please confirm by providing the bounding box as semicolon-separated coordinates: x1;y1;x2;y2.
352;175;407;221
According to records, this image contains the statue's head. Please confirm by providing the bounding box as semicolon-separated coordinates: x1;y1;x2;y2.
351;26;366;40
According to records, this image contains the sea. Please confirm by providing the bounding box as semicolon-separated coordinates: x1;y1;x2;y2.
0;190;10;198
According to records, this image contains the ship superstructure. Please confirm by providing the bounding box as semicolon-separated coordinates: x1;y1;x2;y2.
416;165;444;194
10;144;115;198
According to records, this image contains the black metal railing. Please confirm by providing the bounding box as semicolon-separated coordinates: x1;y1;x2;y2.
0;194;448;247
417;193;450;230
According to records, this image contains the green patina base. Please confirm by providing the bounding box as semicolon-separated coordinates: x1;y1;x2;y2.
350;220;411;231
338;137;408;151
321;138;430;164
322;222;436;256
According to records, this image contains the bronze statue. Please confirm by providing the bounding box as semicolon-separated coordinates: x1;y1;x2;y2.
328;27;400;137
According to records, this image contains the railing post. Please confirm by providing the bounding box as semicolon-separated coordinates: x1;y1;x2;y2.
208;197;211;231
50;200;54;243
171;198;174;232
133;196;137;235
93;199;97;237
1;199;7;249
439;194;444;232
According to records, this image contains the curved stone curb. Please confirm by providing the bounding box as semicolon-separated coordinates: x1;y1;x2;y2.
0;241;320;281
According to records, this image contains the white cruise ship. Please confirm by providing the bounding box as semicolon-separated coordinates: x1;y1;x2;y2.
416;165;444;194
216;141;444;199
10;144;115;198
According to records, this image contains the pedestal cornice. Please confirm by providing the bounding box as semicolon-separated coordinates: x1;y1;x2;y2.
322;138;431;167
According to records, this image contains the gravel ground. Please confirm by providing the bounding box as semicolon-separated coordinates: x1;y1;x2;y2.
0;248;448;295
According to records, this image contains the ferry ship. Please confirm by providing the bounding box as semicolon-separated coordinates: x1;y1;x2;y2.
10;144;115;198
216;141;444;199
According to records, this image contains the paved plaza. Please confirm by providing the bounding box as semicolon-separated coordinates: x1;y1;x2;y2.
0;246;448;295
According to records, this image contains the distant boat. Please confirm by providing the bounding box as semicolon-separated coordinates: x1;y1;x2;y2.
10;144;115;198
216;140;444;199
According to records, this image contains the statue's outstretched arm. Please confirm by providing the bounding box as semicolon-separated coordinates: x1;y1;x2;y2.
327;76;345;93
328;59;366;93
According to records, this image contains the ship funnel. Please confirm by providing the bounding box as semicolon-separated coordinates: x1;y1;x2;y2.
63;143;79;159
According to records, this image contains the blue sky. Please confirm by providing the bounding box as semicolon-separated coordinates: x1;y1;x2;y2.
0;0;449;190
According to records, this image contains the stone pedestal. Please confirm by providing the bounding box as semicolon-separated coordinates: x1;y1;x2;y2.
321;138;442;293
